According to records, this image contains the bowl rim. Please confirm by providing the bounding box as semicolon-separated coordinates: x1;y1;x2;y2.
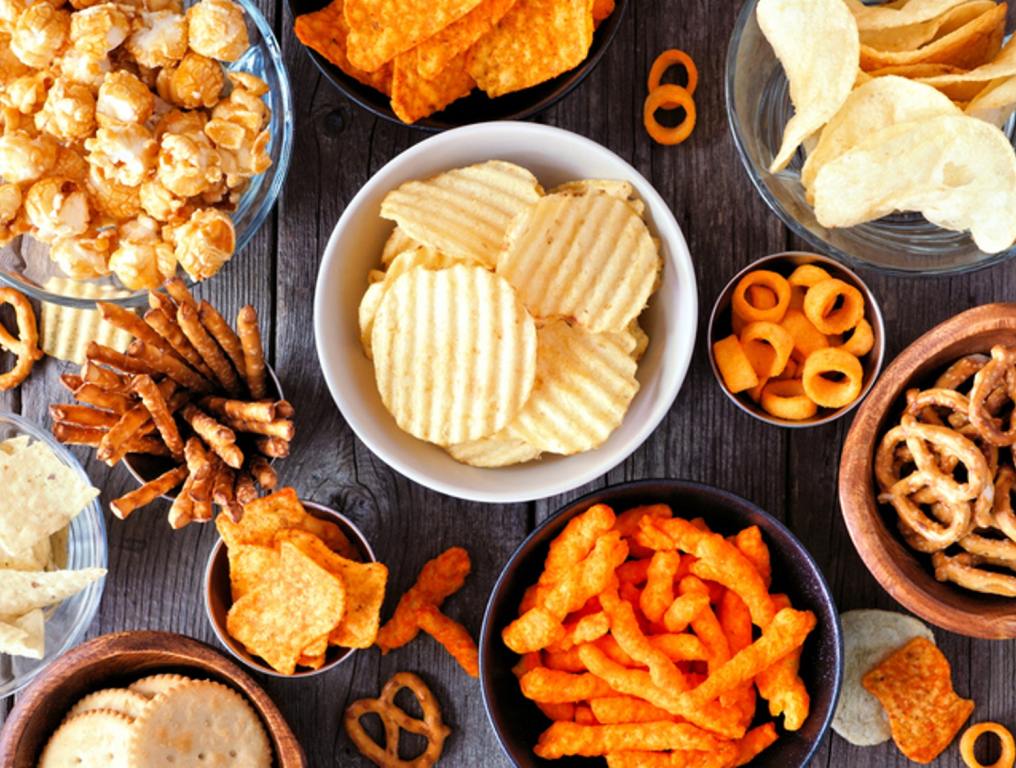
0;0;294;310
287;0;629;132
838;302;1016;639
706;250;886;428
723;0;1016;279
313;121;699;503
0;411;107;701
0;629;305;765
202;499;377;678
478;477;844;768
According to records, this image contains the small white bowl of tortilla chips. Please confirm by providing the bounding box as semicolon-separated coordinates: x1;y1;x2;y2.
314;122;698;503
0;412;107;699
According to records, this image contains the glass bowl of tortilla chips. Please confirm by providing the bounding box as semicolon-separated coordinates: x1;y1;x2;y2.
0;412;107;700
726;0;1016;276
290;0;628;128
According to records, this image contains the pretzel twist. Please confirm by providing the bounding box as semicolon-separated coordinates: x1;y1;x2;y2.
0;287;42;391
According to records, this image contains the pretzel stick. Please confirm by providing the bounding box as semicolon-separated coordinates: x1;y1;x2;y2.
71;383;132;414
180;405;244;468
201;396;276;423
132;374;184;458
98;406;153;465
212;461;236;505
237;305;267;399
60;373;84;392
163;277;197;309
49;404;119;428
168;470;195;530
198;300;245;375
52;424;169;455
222;416;294;441
176;303;243;396
81;362;129;391
98;302;183;361
235;471;257;504
256;436;289;458
87;342;159;377
184;437;214;502
143;307;217;380
128;339;212;392
249;455;277;490
275;400;294;419
110;465;187;520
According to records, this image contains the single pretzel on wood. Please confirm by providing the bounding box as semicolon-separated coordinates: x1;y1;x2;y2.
969;346;1016;446
0;287;43;391
932;551;1016;598
344;672;451;768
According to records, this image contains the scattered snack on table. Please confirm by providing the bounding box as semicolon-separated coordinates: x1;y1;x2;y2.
833;609;935;746
713;262;874;420
294;0;616;124
218;488;388;674
0;435;103;659
47;278;291;528
0;0;273;289
358;161;660;466
39;673;271;767
344;671;451;768
757;0;1016;253
40;278;131;364
961;722;1015;768
862;637;974;763
377;546;478;676
0;285;43;390
875;345;1016;597
643;48;698;146
502;502;817;764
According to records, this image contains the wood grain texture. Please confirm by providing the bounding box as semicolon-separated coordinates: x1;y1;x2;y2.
2;0;1016;766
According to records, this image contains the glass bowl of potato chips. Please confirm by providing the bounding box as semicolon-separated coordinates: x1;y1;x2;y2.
0;412;107;699
726;0;1016;275
0;0;293;309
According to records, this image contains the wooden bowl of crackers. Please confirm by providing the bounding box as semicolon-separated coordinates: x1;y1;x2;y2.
840;303;1016;640
0;630;304;767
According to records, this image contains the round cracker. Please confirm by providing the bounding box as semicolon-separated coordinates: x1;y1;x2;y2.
507;320;640;455
128;673;191;699
371;264;537;446
69;688;151;720
129;680;271;767
833;609;936;746
497;192;661;334
40;710;133;768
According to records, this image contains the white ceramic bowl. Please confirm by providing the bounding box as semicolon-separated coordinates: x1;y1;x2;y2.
314;122;698;503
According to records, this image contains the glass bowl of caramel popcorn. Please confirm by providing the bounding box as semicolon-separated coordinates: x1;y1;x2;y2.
0;0;293;307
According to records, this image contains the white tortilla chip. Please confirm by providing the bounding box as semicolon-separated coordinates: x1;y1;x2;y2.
0;568;106;616
0;609;45;659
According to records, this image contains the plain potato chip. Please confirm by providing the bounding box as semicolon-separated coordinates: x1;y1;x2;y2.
848;0;972;30
371;264;537;445
391;49;475;124
497;192;660;333
833;609;935;747
802;76;960;195
409;0;516;80
0;439;99;556
813;114;1016;253
294;0;393;96
0;609;44;659
0;568;105;616
859;3;1006;71
859;0;995;51
506;320;639;455
467;0;594;98
446;428;542;467
966;75;1016;125
380;160;543;268
550;179;647;218
918;34;1016;95
344;0;484;73
757;0;860;172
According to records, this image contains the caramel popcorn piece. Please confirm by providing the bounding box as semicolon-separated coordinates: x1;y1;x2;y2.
35;78;96;141
156;51;223;109
0;130;58;182
169;207;234;280
96;70;155;126
126;10;188;69
49;227;115;278
186;0;247;62
68;2;129;57
24;176;91;242
11;2;69;68
85;122;157;187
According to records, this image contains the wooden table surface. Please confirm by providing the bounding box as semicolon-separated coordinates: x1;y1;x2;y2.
3;1;1016;766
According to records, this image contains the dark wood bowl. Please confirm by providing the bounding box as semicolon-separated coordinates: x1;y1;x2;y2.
839;303;1016;640
0;630;305;767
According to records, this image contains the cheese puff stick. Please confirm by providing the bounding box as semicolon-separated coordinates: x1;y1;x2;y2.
662;590;710;633
519;667;615;703
590;696;677;725
605;747;739;768
534;721;727;759
639;550;680;624
735;723;779;765
755;594;810;731
416;603;479;677
732;525;771;588
547;611;610;651
541;504;616;586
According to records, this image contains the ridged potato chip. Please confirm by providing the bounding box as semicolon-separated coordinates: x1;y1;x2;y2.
812;113;1016;253
381;226;420;265
294;0;393;95
802;76;960;196
446;428;542;467
408;0;516;80
467;0;594;98
757;0;860;172
372;264;537;446
550;179;647;219
40;277;131;364
344;0;484;73
507;320;639;455
391;49;475;124
497;192;660;333
859;0;995;51
380;160;543;269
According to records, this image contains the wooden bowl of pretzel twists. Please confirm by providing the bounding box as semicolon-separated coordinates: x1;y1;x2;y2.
840;303;1016;639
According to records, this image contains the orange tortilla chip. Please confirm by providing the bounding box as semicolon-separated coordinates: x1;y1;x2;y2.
410;0;517;80
226;542;346;675
276;529;388;649
294;0;393;96
226;544;279;602
467;0;595;98
344;0;484;73
391;50;476;124
862;637;974;763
